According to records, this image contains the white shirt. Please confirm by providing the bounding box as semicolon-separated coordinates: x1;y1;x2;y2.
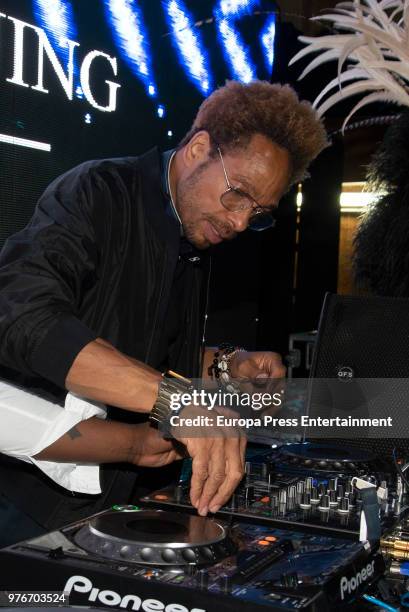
0;381;107;494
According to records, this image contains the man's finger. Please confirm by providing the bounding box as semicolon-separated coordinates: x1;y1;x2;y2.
208;438;244;513
239;434;247;467
252;372;269;387
189;448;209;509
197;439;226;516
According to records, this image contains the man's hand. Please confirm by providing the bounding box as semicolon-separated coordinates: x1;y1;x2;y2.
228;350;286;403
129;422;186;467
230;350;286;383
171;405;247;516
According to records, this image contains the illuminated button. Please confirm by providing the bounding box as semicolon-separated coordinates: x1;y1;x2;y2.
182;548;196;562
173;575;185;583
140;547;153;562
261;496;270;503
162;548;177;563
265;536;277;542
258;540;270;546
112;504;140;511
154;494;169;501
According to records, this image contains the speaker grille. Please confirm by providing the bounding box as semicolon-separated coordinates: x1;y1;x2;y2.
309;293;409;458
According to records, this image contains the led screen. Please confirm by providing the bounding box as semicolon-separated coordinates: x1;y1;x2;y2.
0;0;277;245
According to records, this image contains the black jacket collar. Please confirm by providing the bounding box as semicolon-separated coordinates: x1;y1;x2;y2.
137;147;180;260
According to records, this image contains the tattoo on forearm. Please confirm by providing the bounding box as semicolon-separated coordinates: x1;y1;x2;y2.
67;426;82;440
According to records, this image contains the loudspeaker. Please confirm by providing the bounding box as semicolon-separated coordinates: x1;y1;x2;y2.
308;292;409;458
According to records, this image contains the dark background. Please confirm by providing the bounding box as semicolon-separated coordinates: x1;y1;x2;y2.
0;0;351;357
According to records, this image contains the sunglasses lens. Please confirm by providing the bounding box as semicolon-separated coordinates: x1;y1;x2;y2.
221;189;253;212
249;215;276;232
221;187;277;232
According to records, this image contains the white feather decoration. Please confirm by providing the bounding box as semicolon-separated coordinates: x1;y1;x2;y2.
289;0;409;128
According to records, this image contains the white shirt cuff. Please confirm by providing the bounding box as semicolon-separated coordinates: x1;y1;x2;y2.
0;382;107;494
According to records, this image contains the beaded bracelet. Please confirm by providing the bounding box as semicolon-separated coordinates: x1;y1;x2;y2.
207;343;245;392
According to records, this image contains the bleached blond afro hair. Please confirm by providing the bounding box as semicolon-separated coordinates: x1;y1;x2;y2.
179;80;328;186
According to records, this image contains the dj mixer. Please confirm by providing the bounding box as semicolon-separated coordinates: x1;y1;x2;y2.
143;443;401;538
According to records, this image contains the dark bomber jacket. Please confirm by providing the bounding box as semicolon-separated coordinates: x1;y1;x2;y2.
0;147;208;528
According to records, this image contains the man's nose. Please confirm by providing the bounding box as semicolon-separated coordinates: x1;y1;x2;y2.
226;210;251;233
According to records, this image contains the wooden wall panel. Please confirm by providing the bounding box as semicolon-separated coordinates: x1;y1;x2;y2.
338;213;360;295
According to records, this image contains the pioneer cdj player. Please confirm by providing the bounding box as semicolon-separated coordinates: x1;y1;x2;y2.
0;505;384;611
1;441;405;611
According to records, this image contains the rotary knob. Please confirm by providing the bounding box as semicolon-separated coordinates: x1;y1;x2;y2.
300;493;311;509
174;485;183;503
101;541;113;553
329;478;338;491
182;548;197;562
288;485;296;499
305;477;313;492
329;490;338;507
338;497;350;514
270;494;278;510
311;487;320;504
140;547;153;562
229;493;237;510
245;486;254;504
201;546;214;561
119;545;132;559
162;548;177;563
319;494;330;511
198;569;209;590
348;492;357;507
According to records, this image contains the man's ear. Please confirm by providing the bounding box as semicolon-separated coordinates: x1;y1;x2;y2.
182;130;211;168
